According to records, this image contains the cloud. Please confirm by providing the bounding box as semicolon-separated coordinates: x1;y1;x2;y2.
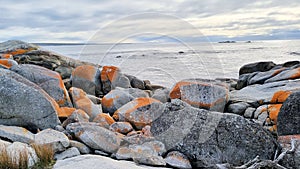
0;0;299;42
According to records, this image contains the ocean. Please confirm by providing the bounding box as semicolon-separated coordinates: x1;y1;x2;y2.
41;40;300;88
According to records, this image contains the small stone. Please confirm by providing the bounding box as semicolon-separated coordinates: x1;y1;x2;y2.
93;113;115;129
244;107;256;118
94;150;110;156
69;140;91;154
62;109;90;128
54;147;80;160
109;122;133;134
165;151;192;169
227;102;250;115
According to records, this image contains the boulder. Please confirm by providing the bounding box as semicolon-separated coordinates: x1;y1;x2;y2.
230;79;300;106
239;61;276;75
152;88;170;103
247;67;286;85
34;128;70;153
62;109;90;128
69;87;102;121
5;142;38;168
0;40;95;77
102;88;148;115
227;102;250;115
92;113;115;129
265;66;300;83
10;64;72;107
109;122;133;134
100;66;131;94
0;125;34;144
116;142;166;166
0;59;18;69
165;151;192;169
69;140;91;154
54;147;80;160
66;122;122;153
114;98;164;130
151;99;279;168
126;74;146;90
0;68;60;130
71;65;102;96
58;107;76;118
169;79;229;112
55;66;73;79
277;91;300;136
53;154;156;169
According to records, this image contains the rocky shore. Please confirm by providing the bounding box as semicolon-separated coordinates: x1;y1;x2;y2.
0;40;299;169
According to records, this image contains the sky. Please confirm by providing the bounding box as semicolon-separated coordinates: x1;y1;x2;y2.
0;0;300;43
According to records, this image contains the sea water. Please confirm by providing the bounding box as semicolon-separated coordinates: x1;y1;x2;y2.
41;40;300;88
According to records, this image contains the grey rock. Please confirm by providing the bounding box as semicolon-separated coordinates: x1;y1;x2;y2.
55;66;73;79
109;122;133;134
230;79;300;105
265;66;300;83
54;147;80;160
244;107;256;118
71;65;102;96
257;111;268;126
126;74;146;90
239;61;276;76
66;122;122;153
151;99;278;168
165;151;192;169
62;109;90;128
0;40;38;54
277;91;300;135
170;79;229;112
0;68;60;130
34;128;70;153
236;73;256;90
69;140;91;154
152;88;170;103
53;154;153;169
248;68;286;85
94;150;110;156
10;64;72;107
6;142;38;168
279;136;300;169
227;102;250;115
282;60;300;67
0;125;34;144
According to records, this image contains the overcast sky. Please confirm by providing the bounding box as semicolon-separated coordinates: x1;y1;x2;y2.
1;0;300;43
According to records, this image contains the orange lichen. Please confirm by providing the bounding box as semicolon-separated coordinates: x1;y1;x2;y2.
169;81;198;99
278;134;300;144
271;68;285;76
101;66;119;82
6;47;36;56
0;59;14;68
72;65;97;81
182;96;226;110
102;95;119;109
58;107;76;118
268;104;282;124
270;90;292;103
0;54;12;59
93;113;115;127
290;67;300;79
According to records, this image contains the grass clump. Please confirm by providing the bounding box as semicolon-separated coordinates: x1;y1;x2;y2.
31;144;55;169
0;146;29;169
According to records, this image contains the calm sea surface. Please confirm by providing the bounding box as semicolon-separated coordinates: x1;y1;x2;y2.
41;40;300;87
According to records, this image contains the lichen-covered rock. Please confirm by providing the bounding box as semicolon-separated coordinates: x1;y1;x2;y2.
66;122;122;153
0;59;18;69
266;66;300;83
58;107;76;118
0;53;13;59
109;122;133;134
0;69;60;130
10;64;72;107
151;99;279;168
169;79;229;112
114;97;164;129
277;91;300;136
69;87;102;121
93;113;115;129
165;151;192;169
71;65;102;96
34;128;70;153
100;66;131;94
116;141;166;166
102;88;148;115
0;40;38;56
62;109;90;128
0;125;34;144
230;79;300;106
239;61;276;76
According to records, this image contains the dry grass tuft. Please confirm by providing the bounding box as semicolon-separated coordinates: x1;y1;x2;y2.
0;146;29;169
31;144;55;169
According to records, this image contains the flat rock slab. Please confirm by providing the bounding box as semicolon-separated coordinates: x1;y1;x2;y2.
53;155;163;169
230;79;300;106
0;125;34;144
